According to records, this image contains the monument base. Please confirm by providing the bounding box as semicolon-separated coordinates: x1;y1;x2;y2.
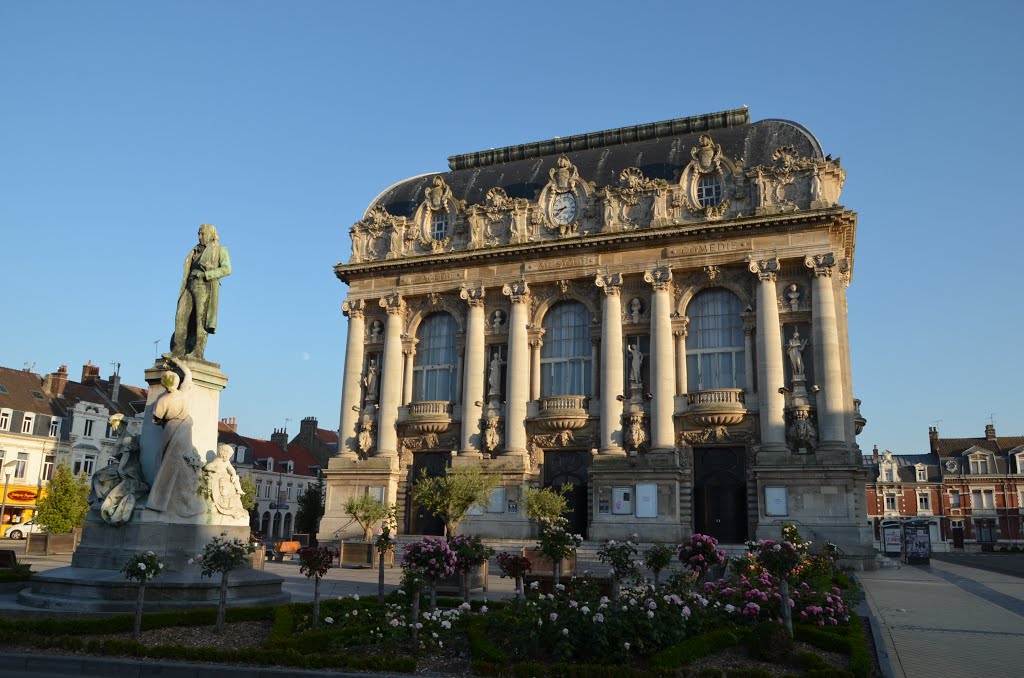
20;518;288;613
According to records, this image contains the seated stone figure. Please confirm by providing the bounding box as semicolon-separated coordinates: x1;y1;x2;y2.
89;414;150;525
203;443;249;521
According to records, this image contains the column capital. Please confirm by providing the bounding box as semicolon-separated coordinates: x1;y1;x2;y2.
747;256;780;282
804;252;845;278
643;266;673;290
459;284;486;307
595;272;623;296
672;314;690;337
380;292;405;314
342;298;366;318
502;279;530;304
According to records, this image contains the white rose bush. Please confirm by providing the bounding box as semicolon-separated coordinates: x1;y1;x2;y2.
121;550;164;639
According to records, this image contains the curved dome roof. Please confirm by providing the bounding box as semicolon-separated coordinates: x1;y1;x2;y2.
363;110;824;220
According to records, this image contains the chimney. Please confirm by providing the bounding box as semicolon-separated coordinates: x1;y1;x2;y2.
299;416;318;449
220;417;238;432
872;444;879;462
81;361;100;384
985;423;997;441
43;365;69;397
928;426;939;454
271;428;288;450
109;372;121;405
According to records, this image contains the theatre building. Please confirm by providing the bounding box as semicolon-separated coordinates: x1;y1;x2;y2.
320;108;873;564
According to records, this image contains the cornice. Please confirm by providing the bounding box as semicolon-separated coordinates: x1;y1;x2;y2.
335;207;857;284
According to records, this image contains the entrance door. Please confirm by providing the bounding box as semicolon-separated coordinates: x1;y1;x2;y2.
693;447;748;543
952;524;964;549
543;450;590;539
409;451;451;536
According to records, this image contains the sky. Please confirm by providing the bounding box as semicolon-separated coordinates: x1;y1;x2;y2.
1;1;1022;454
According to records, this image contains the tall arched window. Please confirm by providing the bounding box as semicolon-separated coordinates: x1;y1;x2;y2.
413;313;458;401
540;301;592;396
685;289;745;390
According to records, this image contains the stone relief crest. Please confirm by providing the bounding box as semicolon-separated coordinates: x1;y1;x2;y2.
691;134;723;173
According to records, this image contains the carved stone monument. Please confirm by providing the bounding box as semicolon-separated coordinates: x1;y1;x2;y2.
21;227;287;612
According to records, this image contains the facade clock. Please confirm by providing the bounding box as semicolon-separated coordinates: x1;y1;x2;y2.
551;192;578;224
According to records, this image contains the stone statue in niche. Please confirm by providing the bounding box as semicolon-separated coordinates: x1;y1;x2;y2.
753;168;772;209
628;342;643;386
364;358;379;401
389;222;405;257
368;320;383;342
171;224;231;361
146;357;205;518
786;329;808;377
810;167;822;203
357;419;374;455
203;443;248;521
488;352;504;397
88;414;149;526
628;298;643;323
483;417;501;454
786;284;801;311
490;309;506;330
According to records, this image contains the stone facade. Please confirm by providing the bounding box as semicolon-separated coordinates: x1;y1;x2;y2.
321;108;873;564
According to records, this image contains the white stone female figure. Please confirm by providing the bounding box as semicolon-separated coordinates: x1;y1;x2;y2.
628;343;643;385
786;329;808;378
146;357;204;517
488;352;503;396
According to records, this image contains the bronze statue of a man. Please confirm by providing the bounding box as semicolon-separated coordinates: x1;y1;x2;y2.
171;224;231;360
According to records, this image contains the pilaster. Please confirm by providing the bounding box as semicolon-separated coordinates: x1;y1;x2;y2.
644;266;676;451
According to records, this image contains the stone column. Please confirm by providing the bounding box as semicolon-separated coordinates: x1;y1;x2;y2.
805;253;846;451
502;280;530;457
748;257;787;451
529;334;543;402
337;299;366;459
377;292;405;458
401;337;416;406
459;285;486;456
596;273;625;455
644;266;676;451
742;318;756;397
673;316;690;396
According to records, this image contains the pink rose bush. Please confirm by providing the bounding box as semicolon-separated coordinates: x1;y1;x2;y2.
677;532;726;579
402;536;457;580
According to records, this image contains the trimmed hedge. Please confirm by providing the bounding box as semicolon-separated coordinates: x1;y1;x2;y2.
794;613;870;678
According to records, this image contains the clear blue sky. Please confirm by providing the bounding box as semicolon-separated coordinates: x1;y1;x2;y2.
2;1;1021;454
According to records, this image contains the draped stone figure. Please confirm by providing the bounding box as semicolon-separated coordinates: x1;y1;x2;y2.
88;414;149;525
146;357;204;517
203;443;248;521
171;224;231;360
786;329;808;377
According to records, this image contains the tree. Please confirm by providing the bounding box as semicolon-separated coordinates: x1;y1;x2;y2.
239;472;258;533
522;484;571;523
295;476;325;536
410;465;500;536
121;551;164;639
298;546;334;630
34;463;89;533
343;493;390;541
192;533;254;633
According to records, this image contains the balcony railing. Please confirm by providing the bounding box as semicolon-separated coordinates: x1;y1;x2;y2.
535;395;590;432
406;400;452;434
685;388;747;427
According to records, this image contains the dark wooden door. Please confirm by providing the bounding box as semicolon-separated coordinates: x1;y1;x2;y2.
693;447;748;543
952;526;964;549
543;450;590;539
409;451;451;536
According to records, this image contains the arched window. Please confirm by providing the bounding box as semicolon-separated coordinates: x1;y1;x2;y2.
685;289;745;390
540;301;592;396
413;313;458;401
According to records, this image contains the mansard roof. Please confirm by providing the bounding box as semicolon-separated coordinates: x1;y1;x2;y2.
365;109;824;219
933;435;1024;457
0;366;64;418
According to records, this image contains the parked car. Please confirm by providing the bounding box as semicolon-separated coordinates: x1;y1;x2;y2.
4;520;44;540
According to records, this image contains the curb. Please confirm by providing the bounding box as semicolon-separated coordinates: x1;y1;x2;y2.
0;651;422;678
853;574;900;678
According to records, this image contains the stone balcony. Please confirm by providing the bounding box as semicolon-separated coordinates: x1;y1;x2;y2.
684;388;747;427
534;395;590;433
405;400;452;434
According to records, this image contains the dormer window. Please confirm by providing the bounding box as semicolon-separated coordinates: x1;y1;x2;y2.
49;417;61;437
431;212;449;240
916;467;927;482
21;413;35;434
969;456;990;475
882;468;894;482
266;457;274;472
696;175;723;207
0;409;10;431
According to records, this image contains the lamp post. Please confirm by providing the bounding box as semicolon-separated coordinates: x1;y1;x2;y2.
1;460;18;537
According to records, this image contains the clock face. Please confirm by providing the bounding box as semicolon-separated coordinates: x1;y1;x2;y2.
552;192;578;224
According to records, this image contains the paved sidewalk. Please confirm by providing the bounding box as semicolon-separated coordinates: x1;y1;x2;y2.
858;559;1024;678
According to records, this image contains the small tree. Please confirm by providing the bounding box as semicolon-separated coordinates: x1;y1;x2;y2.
402;536;457;611
34;463;89;533
597;537;640;597
374;503;398;604
497;551;532;610
410;466;499;536
299;546;334;630
296;476;325;537
449;534;495;602
192;533;255;633
121;551;164;639
344;493;390;541
643;543;676;588
751;539;803;634
522;484;571;523
537;516;582;585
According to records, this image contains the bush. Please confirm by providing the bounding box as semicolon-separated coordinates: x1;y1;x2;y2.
650;628;749;669
744;622;793;663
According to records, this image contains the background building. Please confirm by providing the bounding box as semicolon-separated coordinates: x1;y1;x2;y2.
321;108;873;565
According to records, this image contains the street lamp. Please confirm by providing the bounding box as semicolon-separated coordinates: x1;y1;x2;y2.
1;459;18;537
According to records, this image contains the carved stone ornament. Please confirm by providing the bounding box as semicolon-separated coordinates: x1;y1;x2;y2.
550;155;582;192
623;297;648;324
342;298;366;318
595;272;622;296
747;257;779;282
804;252;837;277
380;292;405;315
459;284;485;307
357;419;375;455
692;134;723;173
787;408;817;453
424;176;454;212
680;426;755;446
625;412;647;452
704;265;721;282
401;432;440;451
483;416;502;454
502;279;530;304
644;266;673;291
778;283;809;312
532;430;577;448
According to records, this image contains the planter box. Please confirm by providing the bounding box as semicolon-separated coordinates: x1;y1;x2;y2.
522;548;576;578
436;561;489;595
25;530;81;555
249;546;266;571
339;541;395;569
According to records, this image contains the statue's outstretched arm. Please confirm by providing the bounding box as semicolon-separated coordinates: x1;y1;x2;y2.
169;356;194;391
